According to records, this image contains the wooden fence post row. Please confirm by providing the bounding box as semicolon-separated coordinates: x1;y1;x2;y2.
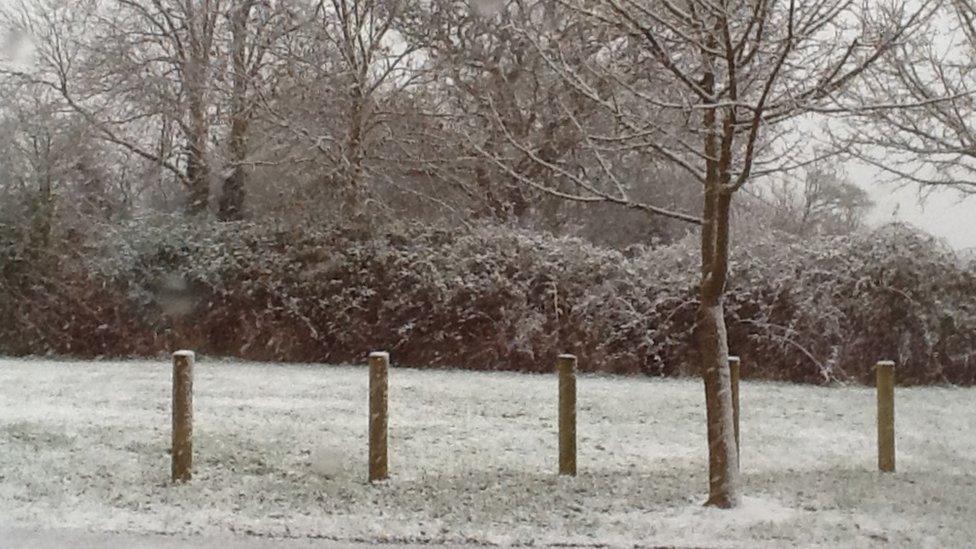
368;351;390;482
557;354;578;476
171;350;194;484
163;351;895;484
876;360;896;473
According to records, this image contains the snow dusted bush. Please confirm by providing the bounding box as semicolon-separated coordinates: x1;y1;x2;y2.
1;217;974;385
726;224;976;384
76;217;690;374
0;222;157;357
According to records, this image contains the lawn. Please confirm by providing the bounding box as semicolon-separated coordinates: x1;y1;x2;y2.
0;358;973;548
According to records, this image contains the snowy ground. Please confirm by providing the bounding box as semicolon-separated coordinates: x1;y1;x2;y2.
0;358;974;548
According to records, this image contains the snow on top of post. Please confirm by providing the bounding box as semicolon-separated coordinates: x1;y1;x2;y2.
729;356;741;363
876;360;896;367
172;350;196;359
557;354;577;360
369;351;390;360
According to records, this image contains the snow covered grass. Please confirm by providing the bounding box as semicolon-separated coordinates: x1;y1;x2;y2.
0;358;974;548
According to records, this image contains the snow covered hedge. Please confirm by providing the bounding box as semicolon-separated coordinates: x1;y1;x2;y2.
725;224;976;384
1;218;974;384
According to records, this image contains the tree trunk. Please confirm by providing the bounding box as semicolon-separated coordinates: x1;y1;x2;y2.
473;135;510;221
185;126;210;215
218;1;250;222
696;48;740;506
182;0;213;216
185;49;210;215
218;167;246;221
698;295;739;507
29;167;54;251
340;81;369;227
698;189;740;508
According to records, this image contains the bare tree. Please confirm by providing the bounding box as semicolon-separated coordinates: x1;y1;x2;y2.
403;1;596;222
254;0;424;223
0;0;303;218
0;77;127;247
842;0;976;196
480;0;933;507
751;160;873;236
0;0;221;213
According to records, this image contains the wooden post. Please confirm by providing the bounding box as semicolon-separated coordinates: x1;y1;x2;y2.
729;355;741;465
368;351;389;482
171;350;194;483
876;360;896;473
557;354;577;476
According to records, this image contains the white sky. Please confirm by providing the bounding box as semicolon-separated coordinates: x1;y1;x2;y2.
854;162;975;251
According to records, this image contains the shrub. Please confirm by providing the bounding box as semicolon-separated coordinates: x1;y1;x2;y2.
1;216;974;385
726;225;976;384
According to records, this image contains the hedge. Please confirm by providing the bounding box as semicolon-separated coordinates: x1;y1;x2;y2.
1;217;973;385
